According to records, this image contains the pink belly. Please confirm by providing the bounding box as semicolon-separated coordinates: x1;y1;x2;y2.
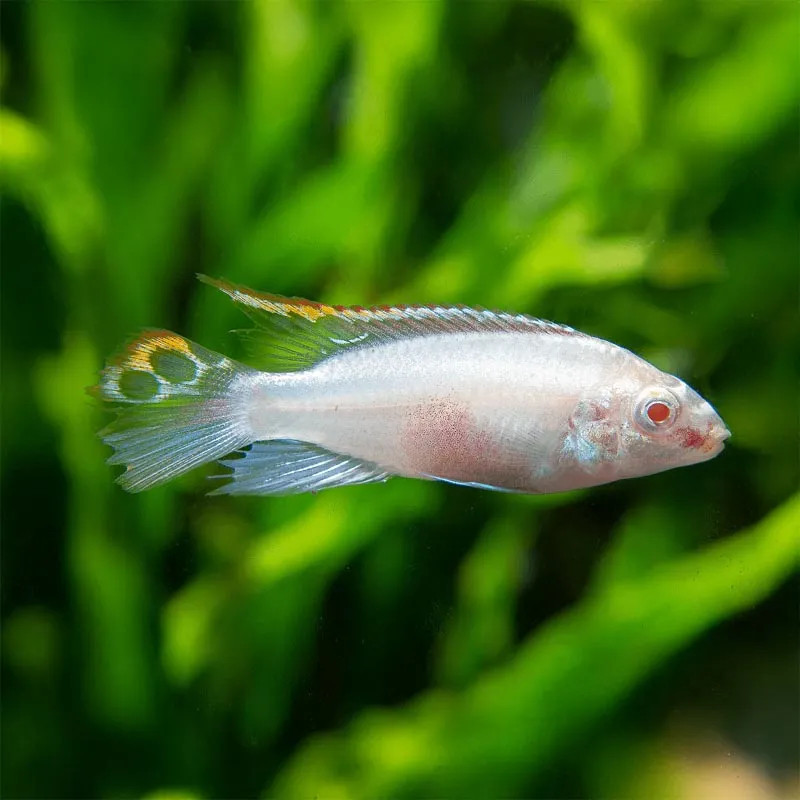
399;400;533;491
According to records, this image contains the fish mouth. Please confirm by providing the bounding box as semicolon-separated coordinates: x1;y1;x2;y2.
706;420;731;455
677;418;730;459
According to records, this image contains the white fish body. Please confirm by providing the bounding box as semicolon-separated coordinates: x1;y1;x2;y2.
94;277;730;495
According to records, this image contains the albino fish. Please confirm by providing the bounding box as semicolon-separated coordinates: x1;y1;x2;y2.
93;276;730;496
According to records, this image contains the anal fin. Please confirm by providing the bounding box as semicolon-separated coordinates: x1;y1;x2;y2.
210;440;392;496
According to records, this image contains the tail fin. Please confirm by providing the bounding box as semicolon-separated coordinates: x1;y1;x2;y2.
92;330;257;492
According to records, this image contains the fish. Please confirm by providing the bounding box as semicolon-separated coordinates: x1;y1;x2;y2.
92;276;730;496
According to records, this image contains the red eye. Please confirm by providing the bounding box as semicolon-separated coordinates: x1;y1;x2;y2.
646;401;671;424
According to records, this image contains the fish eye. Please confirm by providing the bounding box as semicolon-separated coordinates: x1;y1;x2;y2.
634;390;678;433
646;401;671;424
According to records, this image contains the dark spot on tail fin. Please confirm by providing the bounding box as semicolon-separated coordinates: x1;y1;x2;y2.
93;330;257;491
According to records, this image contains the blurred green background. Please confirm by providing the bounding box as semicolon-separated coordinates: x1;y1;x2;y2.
1;1;798;798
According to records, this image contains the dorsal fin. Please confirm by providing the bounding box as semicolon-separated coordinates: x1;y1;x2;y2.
199;275;582;372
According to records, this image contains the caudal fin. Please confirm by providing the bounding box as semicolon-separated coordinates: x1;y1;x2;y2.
92;330;257;491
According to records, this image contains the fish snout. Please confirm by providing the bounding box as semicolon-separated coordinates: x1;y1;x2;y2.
709;419;731;453
696;415;730;456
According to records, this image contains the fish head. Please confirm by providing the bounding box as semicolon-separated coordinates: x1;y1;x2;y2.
561;359;729;487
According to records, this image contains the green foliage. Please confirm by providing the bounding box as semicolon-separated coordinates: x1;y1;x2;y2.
1;1;797;798
272;494;800;799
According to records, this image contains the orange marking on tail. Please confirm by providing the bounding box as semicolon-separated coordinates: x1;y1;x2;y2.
116;331;192;371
